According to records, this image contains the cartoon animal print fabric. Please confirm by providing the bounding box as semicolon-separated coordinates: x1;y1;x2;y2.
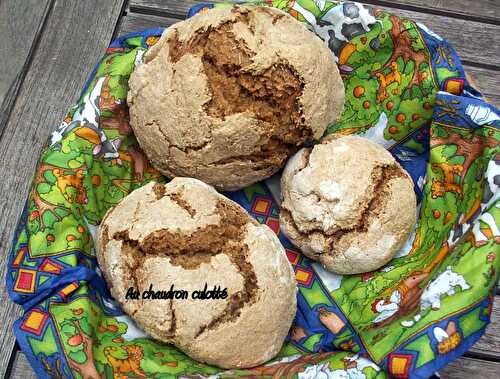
6;1;499;378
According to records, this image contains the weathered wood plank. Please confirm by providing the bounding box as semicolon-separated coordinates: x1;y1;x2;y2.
440;357;500;378
128;0;224;18
8;349;37;379
117;12;180;35
377;4;500;69
0;1;126;378
465;66;500;108
9;335;500;379
468;297;500;360
5;2;499;378
0;0;52;138
128;0;500;69
118;12;500;109
130;0;500;24
362;0;500;24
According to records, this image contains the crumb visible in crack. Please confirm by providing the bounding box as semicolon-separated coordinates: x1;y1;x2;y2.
254;6;286;24
153;183;166;199
167;6;310;165
282;164;407;257
292;147;312;176
110;199;260;337
167;299;177;339
101;225;110;252
195;245;257;338
118;234;143;299
167;192;197;217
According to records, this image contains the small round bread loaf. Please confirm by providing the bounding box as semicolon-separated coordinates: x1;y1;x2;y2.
127;5;344;190
279;136;416;274
97;178;297;368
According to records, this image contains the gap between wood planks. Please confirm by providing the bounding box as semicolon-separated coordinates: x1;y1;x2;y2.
127;0;500;71
0;0;55;142
128;0;500;25
7;330;500;379
117;8;500;108
0;1;127;378
360;0;500;25
2;1;499;377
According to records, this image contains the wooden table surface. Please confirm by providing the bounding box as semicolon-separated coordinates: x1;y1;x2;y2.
0;1;498;378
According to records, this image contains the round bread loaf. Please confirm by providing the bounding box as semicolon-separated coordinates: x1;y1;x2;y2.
97;178;297;368
127;5;344;190
279;136;417;274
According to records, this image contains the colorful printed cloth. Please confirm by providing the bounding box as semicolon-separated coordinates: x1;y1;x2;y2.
6;1;499;378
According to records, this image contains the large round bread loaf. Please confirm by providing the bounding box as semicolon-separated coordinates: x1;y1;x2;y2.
127;6;344;190
97;178;297;368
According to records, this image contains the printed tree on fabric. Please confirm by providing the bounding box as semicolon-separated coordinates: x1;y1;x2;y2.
6;1;499;379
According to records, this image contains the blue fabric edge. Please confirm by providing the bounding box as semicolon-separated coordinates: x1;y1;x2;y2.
5;2;500;378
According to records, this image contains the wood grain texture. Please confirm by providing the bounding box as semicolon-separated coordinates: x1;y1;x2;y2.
128;0;224;18
362;0;500;24
8;349;37;379
130;0;500;24
374;4;500;69
0;0;53;138
469;297;500;359
4;1;500;378
8;317;500;379
0;1;125;378
440;357;500;379
465;66;500;108
117;12;180;35
129;0;500;69
119;11;500;109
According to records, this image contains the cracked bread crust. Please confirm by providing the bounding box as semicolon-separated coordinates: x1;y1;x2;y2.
279;136;417;274
127;6;344;190
97;178;297;368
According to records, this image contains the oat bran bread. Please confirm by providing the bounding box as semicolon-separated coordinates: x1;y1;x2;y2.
279;136;417;274
97;178;297;368
127;5;345;190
